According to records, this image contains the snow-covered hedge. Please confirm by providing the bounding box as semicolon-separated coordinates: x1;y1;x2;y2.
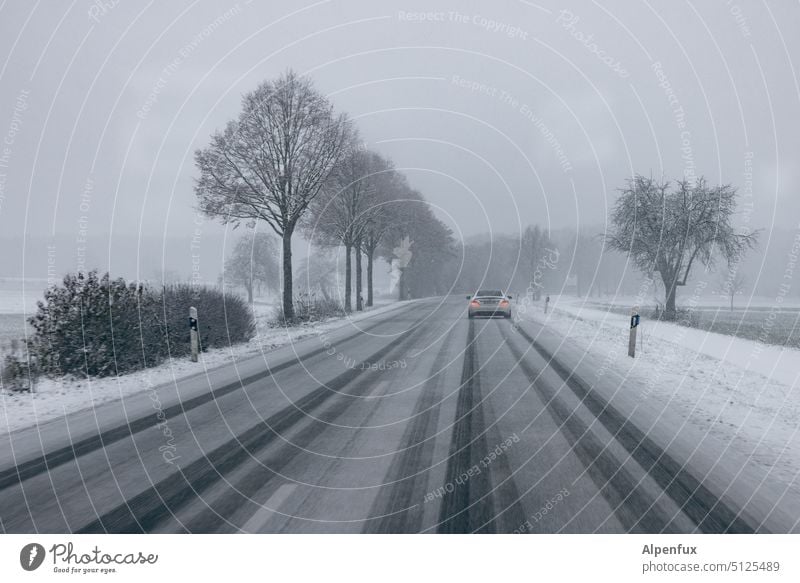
26;271;254;378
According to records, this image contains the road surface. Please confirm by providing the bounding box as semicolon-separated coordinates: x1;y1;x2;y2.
0;297;796;533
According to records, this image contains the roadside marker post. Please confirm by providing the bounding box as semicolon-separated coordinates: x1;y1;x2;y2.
628;307;640;358
189;306;199;362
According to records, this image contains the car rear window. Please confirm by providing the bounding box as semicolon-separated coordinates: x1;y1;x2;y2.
476;290;503;297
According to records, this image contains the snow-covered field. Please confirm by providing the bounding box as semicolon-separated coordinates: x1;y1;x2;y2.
0;278;42;350
519;295;800;488
580;293;800;310
580;294;800;348
0;299;404;435
0;278;43;315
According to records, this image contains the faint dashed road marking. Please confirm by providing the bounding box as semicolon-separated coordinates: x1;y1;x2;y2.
242;484;297;533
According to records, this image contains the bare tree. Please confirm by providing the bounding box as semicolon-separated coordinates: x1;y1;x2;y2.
362;187;396;307
294;246;338;300
721;269;747;312
520;225;554;299
358;152;399;308
304;143;379;312
606;175;758;319
223;231;279;304
194;70;352;321
355;243;364;311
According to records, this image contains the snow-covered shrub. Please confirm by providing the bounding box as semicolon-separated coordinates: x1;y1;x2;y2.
158;283;255;356
272;292;345;324
27;271;144;377
1;353;34;392
27;271;254;378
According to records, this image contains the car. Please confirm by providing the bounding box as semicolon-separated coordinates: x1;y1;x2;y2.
466;289;512;319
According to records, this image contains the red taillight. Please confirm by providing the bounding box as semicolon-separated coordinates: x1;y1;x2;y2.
470;300;480;307
499;300;509;307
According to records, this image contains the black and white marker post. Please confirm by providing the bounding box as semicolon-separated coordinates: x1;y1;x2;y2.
189;306;198;362
628;306;640;358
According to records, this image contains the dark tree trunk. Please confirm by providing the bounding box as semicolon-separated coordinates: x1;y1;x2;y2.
664;276;678;320
281;229;294;321
355;242;363;311
246;276;253;305
344;244;352;313
366;247;374;307
398;268;407;300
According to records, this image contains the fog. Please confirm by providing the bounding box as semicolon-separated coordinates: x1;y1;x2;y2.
1;0;798;285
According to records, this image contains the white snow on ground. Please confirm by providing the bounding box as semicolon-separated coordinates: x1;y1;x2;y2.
580;293;800;310
519;295;800;487
554;299;800;388
0;299;406;436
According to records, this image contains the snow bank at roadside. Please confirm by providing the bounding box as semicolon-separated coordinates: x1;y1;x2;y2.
520;296;800;487
0;300;407;436
553;298;800;388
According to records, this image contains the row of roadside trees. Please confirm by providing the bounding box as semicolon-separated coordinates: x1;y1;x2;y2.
195;69;453;320
195;71;758;324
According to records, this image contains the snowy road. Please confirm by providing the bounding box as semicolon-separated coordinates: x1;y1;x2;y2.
0;297;796;533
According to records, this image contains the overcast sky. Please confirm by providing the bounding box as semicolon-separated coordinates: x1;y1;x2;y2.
1;0;798;279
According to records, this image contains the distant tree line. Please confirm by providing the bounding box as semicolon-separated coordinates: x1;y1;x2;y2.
453;225;619;300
